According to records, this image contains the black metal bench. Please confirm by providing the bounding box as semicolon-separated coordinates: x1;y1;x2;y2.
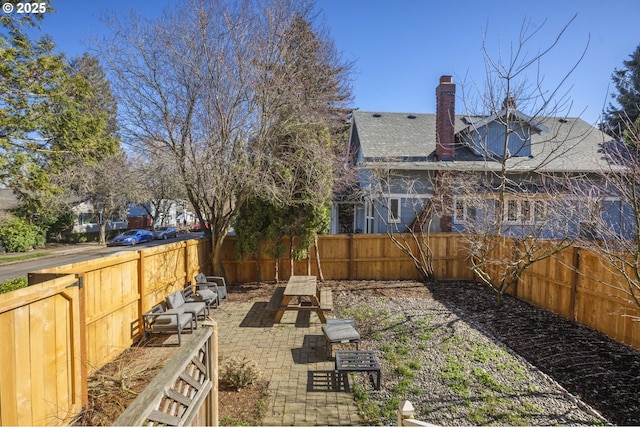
334;350;381;391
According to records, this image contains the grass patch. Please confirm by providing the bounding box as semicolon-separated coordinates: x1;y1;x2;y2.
219;416;251;426
437;356;471;396
392;377;414;394
407;359;422;370
395;344;411;356
352;384;380;424
339;304;391;325
0;251;51;263
381;396;400;419
472;367;511;393
467;341;505;363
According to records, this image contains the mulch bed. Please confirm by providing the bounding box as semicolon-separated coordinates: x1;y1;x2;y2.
423;280;640;426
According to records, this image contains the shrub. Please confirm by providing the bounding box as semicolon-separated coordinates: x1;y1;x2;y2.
0;217;44;252
0;277;28;294
220;357;261;391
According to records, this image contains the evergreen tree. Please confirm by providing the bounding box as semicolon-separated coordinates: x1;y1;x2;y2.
1;14;119;239
604;43;640;139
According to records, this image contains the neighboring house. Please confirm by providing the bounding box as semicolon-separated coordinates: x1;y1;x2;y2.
0;188;19;214
70;200;127;233
332;75;627;238
128;200;196;229
70;199;196;234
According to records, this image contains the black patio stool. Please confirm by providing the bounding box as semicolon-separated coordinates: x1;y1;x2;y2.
334;350;381;391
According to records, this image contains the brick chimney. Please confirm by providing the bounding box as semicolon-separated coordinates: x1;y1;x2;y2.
436;75;456;161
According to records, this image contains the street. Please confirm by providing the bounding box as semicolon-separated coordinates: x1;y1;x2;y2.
0;233;204;283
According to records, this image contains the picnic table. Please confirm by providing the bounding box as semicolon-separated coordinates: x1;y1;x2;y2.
267;275;333;323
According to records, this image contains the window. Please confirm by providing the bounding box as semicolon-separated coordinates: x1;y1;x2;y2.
365;200;375;233
453;198;476;223
534;200;545;222
503;198;546;225
507;200;518;222
388;198;400;223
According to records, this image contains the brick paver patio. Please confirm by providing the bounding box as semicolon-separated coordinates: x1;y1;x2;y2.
215;300;361;425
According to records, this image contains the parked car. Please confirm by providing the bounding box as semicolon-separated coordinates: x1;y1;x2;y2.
107;229;154;246
153;226;179;240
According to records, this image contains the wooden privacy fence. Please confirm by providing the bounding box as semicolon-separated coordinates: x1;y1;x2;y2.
221;233;475;283
0;274;83;426
0;238;212;426
510;243;640;349
222;233;639;350
1;233;639;426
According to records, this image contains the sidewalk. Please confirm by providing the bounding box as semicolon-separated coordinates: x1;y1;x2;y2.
215;301;361;426
0;243;102;265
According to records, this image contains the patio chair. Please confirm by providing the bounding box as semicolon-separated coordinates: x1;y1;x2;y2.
183;286;218;311
194;273;228;302
166;290;207;328
142;303;194;346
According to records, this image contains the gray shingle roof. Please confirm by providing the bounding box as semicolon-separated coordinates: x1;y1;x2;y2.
351;110;621;173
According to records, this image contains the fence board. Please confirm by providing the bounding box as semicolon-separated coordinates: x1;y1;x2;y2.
0;275;82;426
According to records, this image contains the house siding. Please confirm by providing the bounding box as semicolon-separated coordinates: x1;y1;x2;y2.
465;121;532;157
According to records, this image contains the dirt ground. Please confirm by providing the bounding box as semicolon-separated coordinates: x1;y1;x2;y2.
76;280;640;426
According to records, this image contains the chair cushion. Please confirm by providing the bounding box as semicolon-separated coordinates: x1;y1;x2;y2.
322;318;360;343
155;314;176;325
182;301;206;315
153;312;192;329
195;289;217;301
166;291;186;309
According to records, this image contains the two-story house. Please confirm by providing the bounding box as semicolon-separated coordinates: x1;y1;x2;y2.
332;75;627;238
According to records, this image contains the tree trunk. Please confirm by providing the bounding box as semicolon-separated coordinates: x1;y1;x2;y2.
98;221;107;245
289;235;295;277
210;234;227;279
256;242;262;283
314;233;324;282
495;292;504;309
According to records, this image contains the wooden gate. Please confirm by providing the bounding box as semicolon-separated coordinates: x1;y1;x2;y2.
0;274;83;426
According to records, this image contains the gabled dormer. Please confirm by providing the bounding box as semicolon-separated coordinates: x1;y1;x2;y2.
457;97;549;159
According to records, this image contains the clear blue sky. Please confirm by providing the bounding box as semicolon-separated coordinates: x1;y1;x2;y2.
20;0;640;125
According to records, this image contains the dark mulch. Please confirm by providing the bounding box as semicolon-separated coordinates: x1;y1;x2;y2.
426;280;640;426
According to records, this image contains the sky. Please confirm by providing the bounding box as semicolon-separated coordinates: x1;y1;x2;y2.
14;0;640;126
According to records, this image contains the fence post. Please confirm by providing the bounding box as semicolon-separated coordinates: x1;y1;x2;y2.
570;246;580;322
349;233;356;280
398;400;415;426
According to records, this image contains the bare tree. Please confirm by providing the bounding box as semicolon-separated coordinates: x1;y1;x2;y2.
452;16;594;308
97;0;334;276
128;152;187;228
570;115;640;315
366;167;447;282
56;152;132;245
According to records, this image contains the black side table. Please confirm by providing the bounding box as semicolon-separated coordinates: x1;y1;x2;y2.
334;350;381;391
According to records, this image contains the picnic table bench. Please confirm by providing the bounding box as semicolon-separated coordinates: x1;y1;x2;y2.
266;276;333;323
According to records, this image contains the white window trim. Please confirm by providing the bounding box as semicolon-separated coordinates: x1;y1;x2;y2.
453;197;467;224
365;199;375;233
453;197;479;224
502;197;546;225
388;197;401;223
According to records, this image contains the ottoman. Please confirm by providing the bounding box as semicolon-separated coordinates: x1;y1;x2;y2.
322;318;360;358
